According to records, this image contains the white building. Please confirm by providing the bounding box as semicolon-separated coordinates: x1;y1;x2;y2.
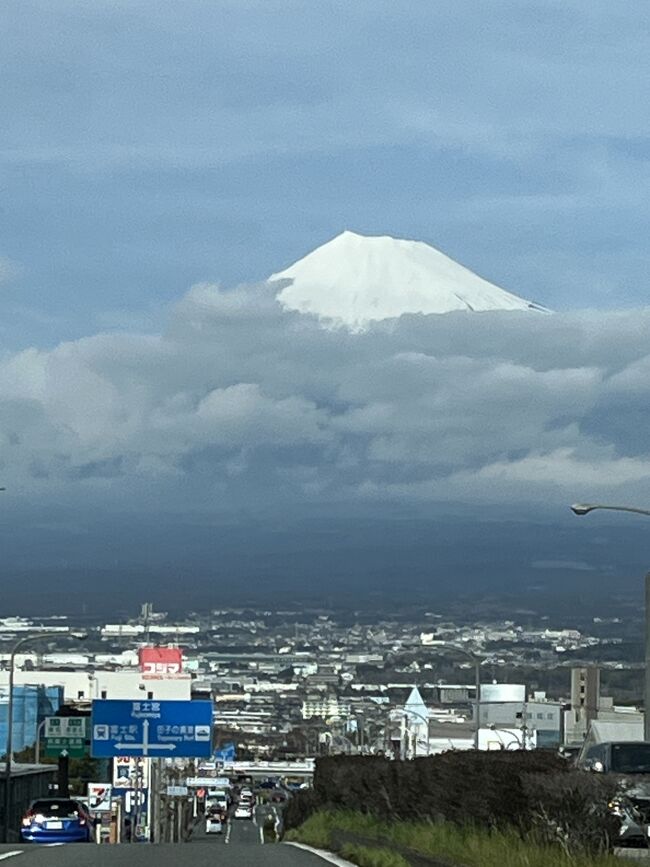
301;696;350;720
0;669;192;703
404;686;430;758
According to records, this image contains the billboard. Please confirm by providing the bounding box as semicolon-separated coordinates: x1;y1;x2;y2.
480;684;526;703
139;646;183;677
88;783;113;811
113;756;149;789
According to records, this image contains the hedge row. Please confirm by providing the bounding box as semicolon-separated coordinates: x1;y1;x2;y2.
285;752;620;855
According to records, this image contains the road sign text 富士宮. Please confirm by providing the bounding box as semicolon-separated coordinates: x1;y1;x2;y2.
91;699;213;758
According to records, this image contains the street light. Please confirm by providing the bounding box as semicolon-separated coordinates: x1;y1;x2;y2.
3;629;88;842
570;501;650;740
488;725;527;751
426;642;482;748
571;503;650;518
358;719;385;756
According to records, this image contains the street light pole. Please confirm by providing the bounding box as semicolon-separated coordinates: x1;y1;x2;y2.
570;502;650;741
34;719;46;765
571;503;650;519
3;630;88;843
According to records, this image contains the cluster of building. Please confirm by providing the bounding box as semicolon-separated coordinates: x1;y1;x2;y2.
0;603;642;762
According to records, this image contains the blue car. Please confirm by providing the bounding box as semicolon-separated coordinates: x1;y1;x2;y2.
21;798;92;843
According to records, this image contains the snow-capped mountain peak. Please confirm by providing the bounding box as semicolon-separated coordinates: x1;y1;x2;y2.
269;230;547;329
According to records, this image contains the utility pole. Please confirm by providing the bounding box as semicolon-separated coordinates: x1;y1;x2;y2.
646;573;650;741
34;719;46;765
58;751;69;798
150;759;159;843
570;504;650;741
400;715;407;760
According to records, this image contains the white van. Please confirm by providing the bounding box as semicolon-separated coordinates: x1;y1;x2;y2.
206;789;229;811
205;813;223;834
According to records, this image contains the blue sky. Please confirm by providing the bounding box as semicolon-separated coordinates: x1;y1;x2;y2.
2;1;650;607
2;1;650;348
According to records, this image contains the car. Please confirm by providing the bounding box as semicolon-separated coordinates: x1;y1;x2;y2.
206;789;230;812
579;741;650;775
205;813;224;834
21;798;92;844
234;803;253;819
580;741;650;845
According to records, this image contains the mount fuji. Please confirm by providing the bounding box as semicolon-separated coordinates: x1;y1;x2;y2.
269;230;547;329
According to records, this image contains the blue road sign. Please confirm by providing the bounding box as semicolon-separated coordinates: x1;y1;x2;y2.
113;787;148;817
214;742;236;762
91;699;213;758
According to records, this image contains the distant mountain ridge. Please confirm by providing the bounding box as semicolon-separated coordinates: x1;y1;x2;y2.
269;230;548;329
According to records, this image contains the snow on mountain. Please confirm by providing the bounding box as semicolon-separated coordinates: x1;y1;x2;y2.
269;230;547;329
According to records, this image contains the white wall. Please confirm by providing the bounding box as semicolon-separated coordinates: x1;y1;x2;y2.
478;727;537;750
0;670;192;702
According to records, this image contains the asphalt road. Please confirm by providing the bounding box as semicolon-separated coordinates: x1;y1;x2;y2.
0;815;337;866
0;837;646;865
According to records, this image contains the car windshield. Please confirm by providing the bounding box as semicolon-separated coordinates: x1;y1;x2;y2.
611;745;650;773
31;800;81;818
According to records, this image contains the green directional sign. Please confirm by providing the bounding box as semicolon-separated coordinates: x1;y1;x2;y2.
44;716;88;758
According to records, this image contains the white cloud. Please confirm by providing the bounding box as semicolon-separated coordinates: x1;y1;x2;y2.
2;281;650;519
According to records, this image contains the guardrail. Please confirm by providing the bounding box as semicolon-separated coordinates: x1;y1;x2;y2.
220;760;315;776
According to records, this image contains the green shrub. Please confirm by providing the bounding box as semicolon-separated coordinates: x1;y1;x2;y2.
284;787;320;830
284;811;332;849
306;753;620;855
287;810;627;867
340;842;410;867
522;770;620;855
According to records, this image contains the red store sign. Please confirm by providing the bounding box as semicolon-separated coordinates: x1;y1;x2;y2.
138;646;183;677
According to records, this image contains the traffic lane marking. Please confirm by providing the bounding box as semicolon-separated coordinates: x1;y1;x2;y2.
0;853;22;861
285;842;357;866
225;817;261;847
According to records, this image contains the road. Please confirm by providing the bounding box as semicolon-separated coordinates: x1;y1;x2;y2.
0;814;338;866
0;834;646;865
